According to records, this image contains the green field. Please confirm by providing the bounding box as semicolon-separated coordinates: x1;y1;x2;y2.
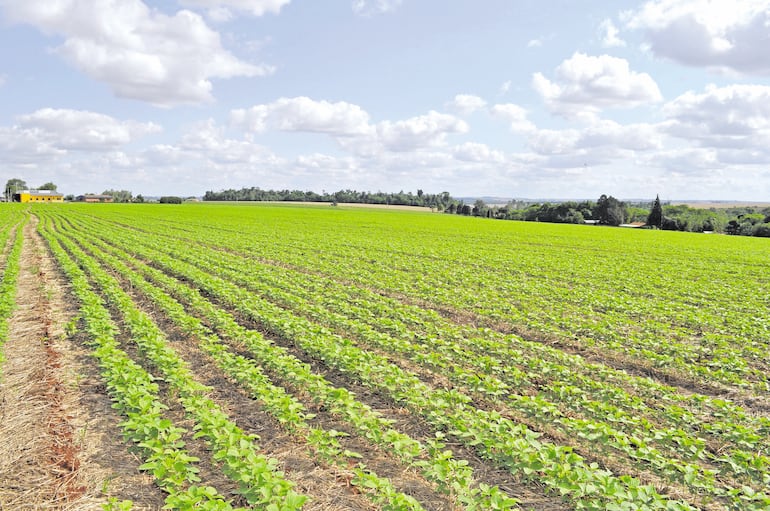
2;202;769;510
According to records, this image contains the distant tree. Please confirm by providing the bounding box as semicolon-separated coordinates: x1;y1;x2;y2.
5;178;26;200
647;194;663;228
472;199;488;217
752;223;770;237
38;182;57;191
133;194;145;203
64;194;75;202
102;189;133;203
595;194;626;226
159;196;182;204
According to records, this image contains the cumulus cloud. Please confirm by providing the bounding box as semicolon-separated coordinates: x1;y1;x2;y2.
526;120;662;171
0;107;161;183
1;0;269;106
179;0;290;17
446;94;487;115
452;142;505;163
532;52;662;120
233;98;466;156
230;97;372;136
625;0;770;75
16;108;161;151
489;103;536;133
179;119;281;167
352;0;402;16
662;84;770;155
375;111;468;152
599;18;626;47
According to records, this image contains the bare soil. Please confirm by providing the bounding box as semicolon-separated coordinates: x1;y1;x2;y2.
0;217;166;510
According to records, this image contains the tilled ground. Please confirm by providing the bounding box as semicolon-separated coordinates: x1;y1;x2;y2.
0;218;165;510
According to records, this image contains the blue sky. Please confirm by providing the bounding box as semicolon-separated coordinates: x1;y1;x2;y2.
1;0;770;200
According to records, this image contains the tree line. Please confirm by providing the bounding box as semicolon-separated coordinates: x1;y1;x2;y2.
202;186;770;237
203;187;454;210
452;194;770;237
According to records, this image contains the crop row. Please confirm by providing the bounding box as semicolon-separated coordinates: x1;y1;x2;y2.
61;210;770;485
112;206;768;391
45;201;519;509
56;209;770;509
38;216;247;510
0;217;24;377
42;210;701;511
42;215;312;510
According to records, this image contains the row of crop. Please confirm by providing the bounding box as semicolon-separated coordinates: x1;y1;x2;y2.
37;216;246;510
44;206;520;510
62;209;770;441
40;215;308;510
46;215;455;511
168;209;769;390
222;253;770;489
66;209;770;482
92;216;769;506
0;219;25;378
80;206;770;391
56;213;703;511
181;246;768;498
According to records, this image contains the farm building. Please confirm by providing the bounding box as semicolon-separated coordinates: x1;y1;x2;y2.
76;194;114;203
13;190;64;203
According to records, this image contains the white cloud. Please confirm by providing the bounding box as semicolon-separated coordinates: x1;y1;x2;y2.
231;97;372;136
1;0;269;106
599;18;626;47
375;111;468;152
233;99;466;156
498;80;512;95
489;103;536;133
0;126;66;164
532;52;662;120
16;108;161;151
179;0;290;17
527;120;662;168
352;0;402;16
452;142;505;163
0;108;160;185
527;38;543;48
625;0;770;75
662;84;770;157
446;94;487;115
577;120;662;151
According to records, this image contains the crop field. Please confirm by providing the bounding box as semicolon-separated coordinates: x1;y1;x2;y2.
1;202;769;511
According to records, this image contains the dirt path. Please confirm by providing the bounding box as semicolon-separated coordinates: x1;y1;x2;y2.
0;216;165;510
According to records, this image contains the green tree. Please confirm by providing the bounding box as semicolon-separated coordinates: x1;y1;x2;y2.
472;199;488;217
134;194;145;203
595;194;626;226
102;189;133;203
5;178;26;200
38;182;57;191
647;194;663;228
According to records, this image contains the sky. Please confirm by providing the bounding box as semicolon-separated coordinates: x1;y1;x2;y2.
1;0;770;200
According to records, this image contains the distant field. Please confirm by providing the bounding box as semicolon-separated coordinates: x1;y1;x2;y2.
670;200;770;209
262;200;434;211
2;202;770;510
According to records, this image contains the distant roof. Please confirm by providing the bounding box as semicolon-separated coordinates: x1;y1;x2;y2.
18;189;62;196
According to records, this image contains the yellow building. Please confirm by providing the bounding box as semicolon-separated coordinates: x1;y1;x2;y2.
14;190;64;203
